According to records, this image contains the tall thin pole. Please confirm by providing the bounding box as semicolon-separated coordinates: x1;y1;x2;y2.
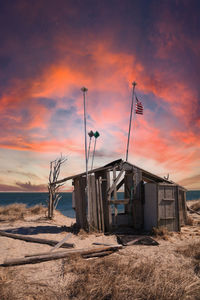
87;130;94;162
81;87;89;223
126;81;137;161
91;138;96;170
88;137;92;162
91;131;100;170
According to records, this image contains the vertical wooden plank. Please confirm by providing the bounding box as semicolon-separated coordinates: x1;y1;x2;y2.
96;179;102;231
95;170;109;232
175;186;180;231
91;175;98;230
106;171;112;232
88;175;93;229
74;176;87;230
73;178;81;227
99;177;105;232
178;187;187;227
132;167;143;229
80;176;88;230
144;183;157;230
183;190;187;225
158;184;179;232
113;167;118;227
124;171;134;219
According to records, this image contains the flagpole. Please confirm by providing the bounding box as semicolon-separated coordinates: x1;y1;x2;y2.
81;87;89;224
126;81;137;161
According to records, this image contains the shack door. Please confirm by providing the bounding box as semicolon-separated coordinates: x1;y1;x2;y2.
158;184;179;231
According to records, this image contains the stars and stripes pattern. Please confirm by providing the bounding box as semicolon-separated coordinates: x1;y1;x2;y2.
135;97;143;115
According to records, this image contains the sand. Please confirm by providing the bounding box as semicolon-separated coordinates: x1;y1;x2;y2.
0;204;199;299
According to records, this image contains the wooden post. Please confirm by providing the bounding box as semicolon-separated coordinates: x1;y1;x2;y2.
107;171;112;232
99;177;105;232
0;231;74;248
96;179;102;231
113;167;118;227
88;175;98;230
95;170;110;232
74;176;87;230
133;167;143;229
1;245;122;267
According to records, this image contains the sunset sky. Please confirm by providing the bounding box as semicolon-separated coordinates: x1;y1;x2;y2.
0;0;199;191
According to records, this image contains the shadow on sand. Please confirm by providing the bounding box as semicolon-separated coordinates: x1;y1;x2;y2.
4;224;79;235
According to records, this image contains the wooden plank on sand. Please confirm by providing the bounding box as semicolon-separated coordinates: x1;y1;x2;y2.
0;230;74;248
1;245;122;267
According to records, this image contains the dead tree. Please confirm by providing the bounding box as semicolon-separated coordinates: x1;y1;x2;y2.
48;155;67;219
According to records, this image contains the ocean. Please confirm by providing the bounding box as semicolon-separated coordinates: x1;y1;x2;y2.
0;190;199;218
0;192;75;218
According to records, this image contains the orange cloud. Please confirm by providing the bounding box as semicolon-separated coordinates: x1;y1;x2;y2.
0;37;199;190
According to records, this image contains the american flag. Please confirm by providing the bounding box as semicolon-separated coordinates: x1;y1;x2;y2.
135;97;143;115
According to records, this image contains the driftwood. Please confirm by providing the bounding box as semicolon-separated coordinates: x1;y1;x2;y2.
50;233;72;252
0;230;74;248
1;245;122;267
187;206;200;216
92;242;113;246
25;249;70;257
82;250;113;258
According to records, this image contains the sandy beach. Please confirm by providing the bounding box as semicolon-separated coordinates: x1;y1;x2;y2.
0;203;200;299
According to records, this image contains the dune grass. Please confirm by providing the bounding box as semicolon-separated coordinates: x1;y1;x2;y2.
151;226;173;240
1;253;199;300
190;200;200;212
177;241;200;260
63;255;200;300
186;214;195;226
0;203;47;221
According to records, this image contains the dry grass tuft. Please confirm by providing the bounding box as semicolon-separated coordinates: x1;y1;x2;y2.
0;203;46;221
29;205;47;215
176;241;200;260
0;267;58;300
177;242;200;279
190;200;200;212
0;268;16;300
0;203;27;221
63;255;200;300
186;215;194;226
1;253;200;300
152;226;172;240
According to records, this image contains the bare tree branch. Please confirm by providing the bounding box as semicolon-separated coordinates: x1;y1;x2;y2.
48;155;67;219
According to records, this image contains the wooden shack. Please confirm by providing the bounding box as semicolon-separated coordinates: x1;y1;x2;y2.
55;159;187;233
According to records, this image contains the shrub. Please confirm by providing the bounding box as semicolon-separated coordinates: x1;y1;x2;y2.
0;203;46;221
190;200;200;212
177;242;200;260
152;226;172;240
186;215;194;226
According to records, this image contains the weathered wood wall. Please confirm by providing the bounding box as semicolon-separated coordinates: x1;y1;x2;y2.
178;187;187;226
73;177;87;229
144;183;158;230
133;167;143;229
72;165;186;233
158;184;179;231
